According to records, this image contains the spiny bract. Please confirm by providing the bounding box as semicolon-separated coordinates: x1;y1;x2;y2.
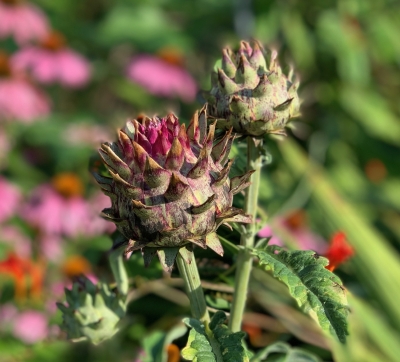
93;105;253;272
56;276;126;345
206;40;300;137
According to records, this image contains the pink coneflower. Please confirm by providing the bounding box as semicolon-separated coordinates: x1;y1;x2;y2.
127;48;197;102
0;0;49;45
63;122;112;147
86;191;116;236
0;225;32;258
39;234;63;262
258;210;327;254
12;31;91;88
0;303;17;325
12;310;48;344
0;176;21;223
0;52;50;122
257;224;283;246
21;173;115;238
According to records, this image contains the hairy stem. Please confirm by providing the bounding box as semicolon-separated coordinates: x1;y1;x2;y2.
176;250;210;323
109;248;129;296
229;137;263;332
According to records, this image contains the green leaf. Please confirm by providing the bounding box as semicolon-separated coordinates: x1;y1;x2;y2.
182;311;250;362
253;246;349;343
206;295;231;310
251;341;322;362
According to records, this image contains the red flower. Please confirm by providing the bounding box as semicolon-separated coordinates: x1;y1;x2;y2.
0;253;44;300
325;232;354;272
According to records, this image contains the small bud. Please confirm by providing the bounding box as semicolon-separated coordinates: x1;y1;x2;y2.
206;40;300;137
57;277;126;345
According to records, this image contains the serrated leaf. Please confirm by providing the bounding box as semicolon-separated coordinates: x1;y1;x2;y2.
182;311;250;362
181;318;216;362
253;246;349;343
251;341;322;362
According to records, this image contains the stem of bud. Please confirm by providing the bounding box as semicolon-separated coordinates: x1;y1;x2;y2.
109;247;129;296
229;137;262;332
176;250;210;323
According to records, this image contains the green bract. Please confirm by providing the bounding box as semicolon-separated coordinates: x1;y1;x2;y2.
93;106;253;272
207;40;300;137
57;277;126;345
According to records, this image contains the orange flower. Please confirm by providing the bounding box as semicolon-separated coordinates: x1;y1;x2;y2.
0;51;12;77
0;253;44;300
364;159;387;184
242;323;263;347
62;255;91;279
51;172;84;198
40;31;66;51
157;47;184;67
284;209;307;231
166;344;180;362
325;232;354;272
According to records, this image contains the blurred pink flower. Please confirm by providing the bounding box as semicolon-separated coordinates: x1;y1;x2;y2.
133;349;146;362
63;122;113;147
86;191;116;236
21;174;115;238
12;31;91;88
258;210;327;254
40;234;63;262
0;177;21;223
22;184;90;237
0;303;18;325
258;224;283;246
0;0;49;45
290;229;327;254
12;310;48;344
0;225;31;258
0;77;50;122
0;51;50;122
127;54;197;102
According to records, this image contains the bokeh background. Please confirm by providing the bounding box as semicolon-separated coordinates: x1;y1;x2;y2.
0;0;400;361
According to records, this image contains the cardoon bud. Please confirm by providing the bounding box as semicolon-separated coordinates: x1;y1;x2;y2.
57;276;126;345
93;105;253;272
206;40;300;137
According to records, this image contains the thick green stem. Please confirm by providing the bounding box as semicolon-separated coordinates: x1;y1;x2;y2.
229;137;263;332
176;250;210;323
109;248;129;296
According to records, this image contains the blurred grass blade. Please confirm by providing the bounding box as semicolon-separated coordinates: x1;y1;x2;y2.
251;341;321;362
340;86;400;145
279;139;400;331
332;293;400;362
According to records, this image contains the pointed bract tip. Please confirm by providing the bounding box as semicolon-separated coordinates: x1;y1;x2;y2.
164;172;189;202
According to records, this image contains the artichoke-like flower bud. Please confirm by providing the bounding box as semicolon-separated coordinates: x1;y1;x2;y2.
93;105;253;272
56;276;126;345
206;40;300;137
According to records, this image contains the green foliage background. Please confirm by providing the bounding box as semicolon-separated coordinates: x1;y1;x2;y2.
1;0;400;361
